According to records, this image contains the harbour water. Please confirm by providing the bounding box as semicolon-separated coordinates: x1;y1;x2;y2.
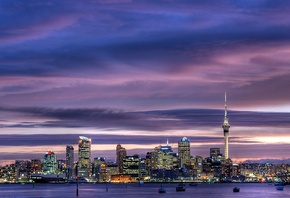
0;183;289;198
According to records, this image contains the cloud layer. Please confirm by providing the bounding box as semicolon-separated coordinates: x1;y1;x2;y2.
1;1;290;163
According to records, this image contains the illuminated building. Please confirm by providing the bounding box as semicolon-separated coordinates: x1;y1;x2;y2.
122;155;140;180
191;155;203;175
106;164;118;180
94;157;105;181
57;160;66;173
116;144;127;174
139;158;148;180
210;148;221;162
178;137;191;168
31;159;42;174
222;92;230;159
78;136;91;177
222;158;233;180
43;150;57;174
15;160;31;181
110;174;131;183
151;145;174;170
210;148;220;158
66;145;74;178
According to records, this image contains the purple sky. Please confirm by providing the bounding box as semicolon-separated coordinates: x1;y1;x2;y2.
1;0;290;164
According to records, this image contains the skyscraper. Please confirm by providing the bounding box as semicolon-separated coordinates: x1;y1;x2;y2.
43;150;57;174
178;137;191;168
222;93;230;159
210;148;221;162
78;136;91;177
122;154;140;180
116;144;127;174
66;145;74;178
210;148;220;158
151;144;175;170
94;157;105;181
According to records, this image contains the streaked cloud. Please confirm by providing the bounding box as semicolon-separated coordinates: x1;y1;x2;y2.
0;0;290;163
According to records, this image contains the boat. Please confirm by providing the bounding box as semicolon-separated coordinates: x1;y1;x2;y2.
276;186;284;190
233;187;240;192
178;183;186;186
176;186;186;192
158;185;166;193
31;173;66;183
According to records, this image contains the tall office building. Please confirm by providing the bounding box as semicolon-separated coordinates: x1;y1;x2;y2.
66;145;74;178
78;136;91;177
43;150;57;174
210;148;222;163
210;148;220;158
222;93;230;159
122;154;140;179
116;144;127;174
178;137;191;168
151;145;174;170
94;157;106;181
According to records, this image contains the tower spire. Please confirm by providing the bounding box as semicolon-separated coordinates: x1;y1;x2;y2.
222;92;230;159
225;92;227;118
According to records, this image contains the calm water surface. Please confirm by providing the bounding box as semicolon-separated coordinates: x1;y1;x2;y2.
0;183;289;198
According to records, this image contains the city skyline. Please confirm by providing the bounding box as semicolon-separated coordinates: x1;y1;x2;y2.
1;1;290;164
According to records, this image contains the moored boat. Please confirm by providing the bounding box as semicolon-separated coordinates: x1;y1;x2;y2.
233;187;240;192
276;186;284;190
159;187;166;193
31;174;66;183
158;184;166;193
176;186;186;192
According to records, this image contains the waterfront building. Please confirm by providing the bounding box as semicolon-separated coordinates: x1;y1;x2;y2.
15;160;31;181
178;137;191;168
31;159;42;174
151;145;174;170
66;145;74;178
222;158;233;181
222;92;230;159
78;136;91;178
149;144;179;181
106;164;118;180
231;164;240;177
191;156;203;175
43;150;57;174
116;144;127;174
94;157;105;181
0;163;16;182
57;160;66;173
145;152;152;175
139;158;148;180
122;155;140;180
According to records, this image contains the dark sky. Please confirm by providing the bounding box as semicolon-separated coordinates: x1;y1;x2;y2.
1;0;290;164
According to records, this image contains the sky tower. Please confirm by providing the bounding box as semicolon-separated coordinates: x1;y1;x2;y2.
222;92;230;159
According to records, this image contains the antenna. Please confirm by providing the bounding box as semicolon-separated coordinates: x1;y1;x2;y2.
224;92;227;118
